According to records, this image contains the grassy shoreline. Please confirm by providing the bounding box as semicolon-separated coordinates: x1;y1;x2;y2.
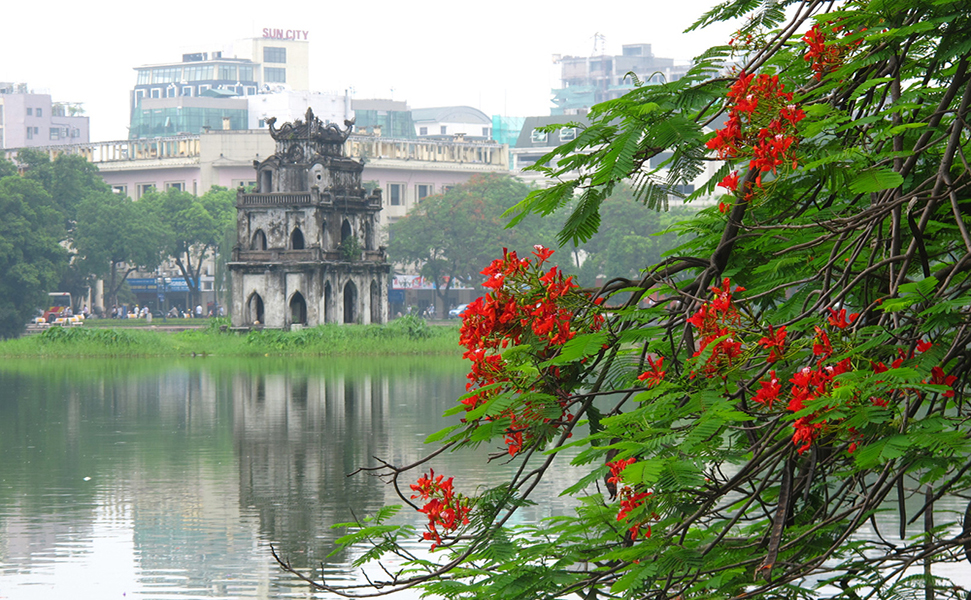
2;317;462;358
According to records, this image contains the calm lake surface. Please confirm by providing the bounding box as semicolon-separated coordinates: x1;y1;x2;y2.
0;357;579;599
2;358;968;599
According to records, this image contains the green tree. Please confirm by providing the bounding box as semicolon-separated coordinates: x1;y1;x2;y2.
389;173;562;312
16;149;107;232
576;186;697;284
0;176;67;338
74;189;164;311
142;186;235;307
283;2;971;599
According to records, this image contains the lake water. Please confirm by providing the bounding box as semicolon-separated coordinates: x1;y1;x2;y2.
0;357;582;599
2;358;968;599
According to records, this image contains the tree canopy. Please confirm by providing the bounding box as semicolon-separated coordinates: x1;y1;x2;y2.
141;186;235;306
74;188;164;310
283;1;971;599
0;174;66;338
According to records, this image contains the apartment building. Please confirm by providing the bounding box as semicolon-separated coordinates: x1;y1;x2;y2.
0;83;89;149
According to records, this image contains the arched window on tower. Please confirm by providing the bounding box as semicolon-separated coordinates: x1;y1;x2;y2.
343;280;357;324
289;291;307;325
251;229;267;250
341;219;352;244
291;227;305;250
248;292;265;325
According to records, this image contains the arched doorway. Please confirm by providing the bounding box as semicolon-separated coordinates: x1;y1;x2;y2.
251;229;267;250
289;291;307;325
321;220;328;249
324;281;332;323
370;280;381;324
248;292;265;325
341;219;352;244
343;281;357;324
291;228;305;250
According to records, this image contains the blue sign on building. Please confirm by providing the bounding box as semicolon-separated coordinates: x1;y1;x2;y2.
127;278;158;292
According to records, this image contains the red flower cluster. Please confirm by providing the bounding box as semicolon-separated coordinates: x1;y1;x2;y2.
707;72;806;211
687;278;746;378
606;459;654;540
411;469;472;550
803;23;863;81
459;247;604;455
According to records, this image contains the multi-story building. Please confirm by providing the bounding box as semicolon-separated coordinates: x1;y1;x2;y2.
0;83;89;149
4;127;508;231
129;33;310;138
552;43;691;114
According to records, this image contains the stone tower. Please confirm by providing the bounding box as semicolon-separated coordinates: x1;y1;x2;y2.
228;108;389;329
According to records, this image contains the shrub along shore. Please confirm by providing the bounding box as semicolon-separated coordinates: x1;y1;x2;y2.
1;316;461;358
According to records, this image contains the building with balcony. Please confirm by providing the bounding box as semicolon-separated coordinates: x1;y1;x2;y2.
227;108;389;328
0;83;89;149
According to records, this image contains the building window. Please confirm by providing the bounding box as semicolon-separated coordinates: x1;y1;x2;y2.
388;183;404;206
483;126;491;137
71;128;80;138
264;67;286;83
36;108;42;117
137;69;151;85
419;126;428;135
111;184;128;196
136;183;155;199
263;47;287;63
440;125;447;135
239;66;255;81
26;126;33;139
245;86;256;96
218;65;237;81
49;128;60;140
166;86;176;98
232;179;257;190
183;65;213;81
151;88;161;98
152;67;182;84
26;108;33;116
416;184;433;202
559;127;577;141
198;84;211;94
165;181;184;191
530;129;548;144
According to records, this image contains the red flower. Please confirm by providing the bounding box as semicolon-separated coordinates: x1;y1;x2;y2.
637;356;666;388
826;307;858;329
718;171;741;192
753;371;782;407
928;366;957;398
532;244;554;264
813;326;832;358
758;324;787;363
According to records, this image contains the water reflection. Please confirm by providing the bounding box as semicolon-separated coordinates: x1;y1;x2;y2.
0;357;482;599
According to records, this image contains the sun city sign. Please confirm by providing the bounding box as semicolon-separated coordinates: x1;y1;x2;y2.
262;28;309;40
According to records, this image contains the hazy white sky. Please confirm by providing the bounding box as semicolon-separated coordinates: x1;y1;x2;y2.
3;0;737;142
